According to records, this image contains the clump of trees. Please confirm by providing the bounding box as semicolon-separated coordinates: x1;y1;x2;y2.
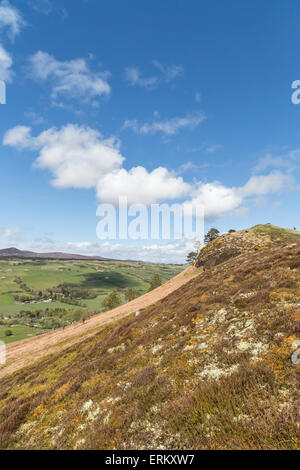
186;240;203;264
13;279;96;307
5;329;13;337
148;274;162;292
102;289;122;311
47;283;97;305
10;306;97;331
124;288;138;302
186;251;198;265
186;228;220;265
204;228;220;244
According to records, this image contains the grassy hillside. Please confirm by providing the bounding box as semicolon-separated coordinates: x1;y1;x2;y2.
246;224;300;242
0;226;299;449
0;325;38;344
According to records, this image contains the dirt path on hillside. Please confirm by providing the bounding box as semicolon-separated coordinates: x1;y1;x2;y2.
0;266;200;379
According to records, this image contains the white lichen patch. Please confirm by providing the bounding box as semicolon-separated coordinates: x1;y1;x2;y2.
198;363;239;381
76;438;86;447
184;342;207;351
236;338;268;359
82;399;93;411
15;420;37;437
251;341;269;358
152;344;163;354
233;413;251;422
87;406;101;421
108;343;126;354
226;317;255;339
184;343;196;351
209;308;228;325
239;292;256;299
101;396;121;406
236;340;252;351
103;410;112;425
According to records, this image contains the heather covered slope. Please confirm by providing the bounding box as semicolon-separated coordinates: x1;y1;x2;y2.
0;236;299;449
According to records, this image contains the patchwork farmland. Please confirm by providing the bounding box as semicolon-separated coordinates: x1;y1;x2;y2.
0;257;183;344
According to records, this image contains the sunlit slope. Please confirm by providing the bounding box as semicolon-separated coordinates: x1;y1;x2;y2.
0;231;299;450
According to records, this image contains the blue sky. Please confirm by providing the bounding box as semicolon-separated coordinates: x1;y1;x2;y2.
0;0;299;263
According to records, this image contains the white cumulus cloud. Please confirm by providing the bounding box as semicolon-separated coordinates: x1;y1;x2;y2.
3;125;34;148
4;124;124;189
189;182;242;220
3;124;298;221
97;167;191;205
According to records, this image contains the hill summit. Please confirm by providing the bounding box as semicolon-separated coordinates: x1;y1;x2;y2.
196;224;300;269
0;224;299;450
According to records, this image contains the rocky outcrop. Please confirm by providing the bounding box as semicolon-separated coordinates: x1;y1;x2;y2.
195;229;272;269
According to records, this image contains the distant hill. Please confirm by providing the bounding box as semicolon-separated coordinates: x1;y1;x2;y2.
0;247;107;261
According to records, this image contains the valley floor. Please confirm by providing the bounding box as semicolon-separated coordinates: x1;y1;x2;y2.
0;266;199;379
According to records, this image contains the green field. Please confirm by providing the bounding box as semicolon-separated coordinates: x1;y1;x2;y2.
0;325;40;344
0;258;184;343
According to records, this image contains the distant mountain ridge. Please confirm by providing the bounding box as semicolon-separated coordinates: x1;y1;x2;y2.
0;247;107;260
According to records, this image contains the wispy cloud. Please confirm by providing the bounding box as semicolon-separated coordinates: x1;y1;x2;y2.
27;0;68;18
28;51;111;105
125;61;184;89
28;0;53;15
195;91;201;103
253;150;300;174
0;226;21;239
0;1;25;81
0;0;26;41
238;171;295;197
24;110;45;125
124;67;158;89
152;60;184;82
123;112;205;136
177;161;209;173
206;143;222;154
